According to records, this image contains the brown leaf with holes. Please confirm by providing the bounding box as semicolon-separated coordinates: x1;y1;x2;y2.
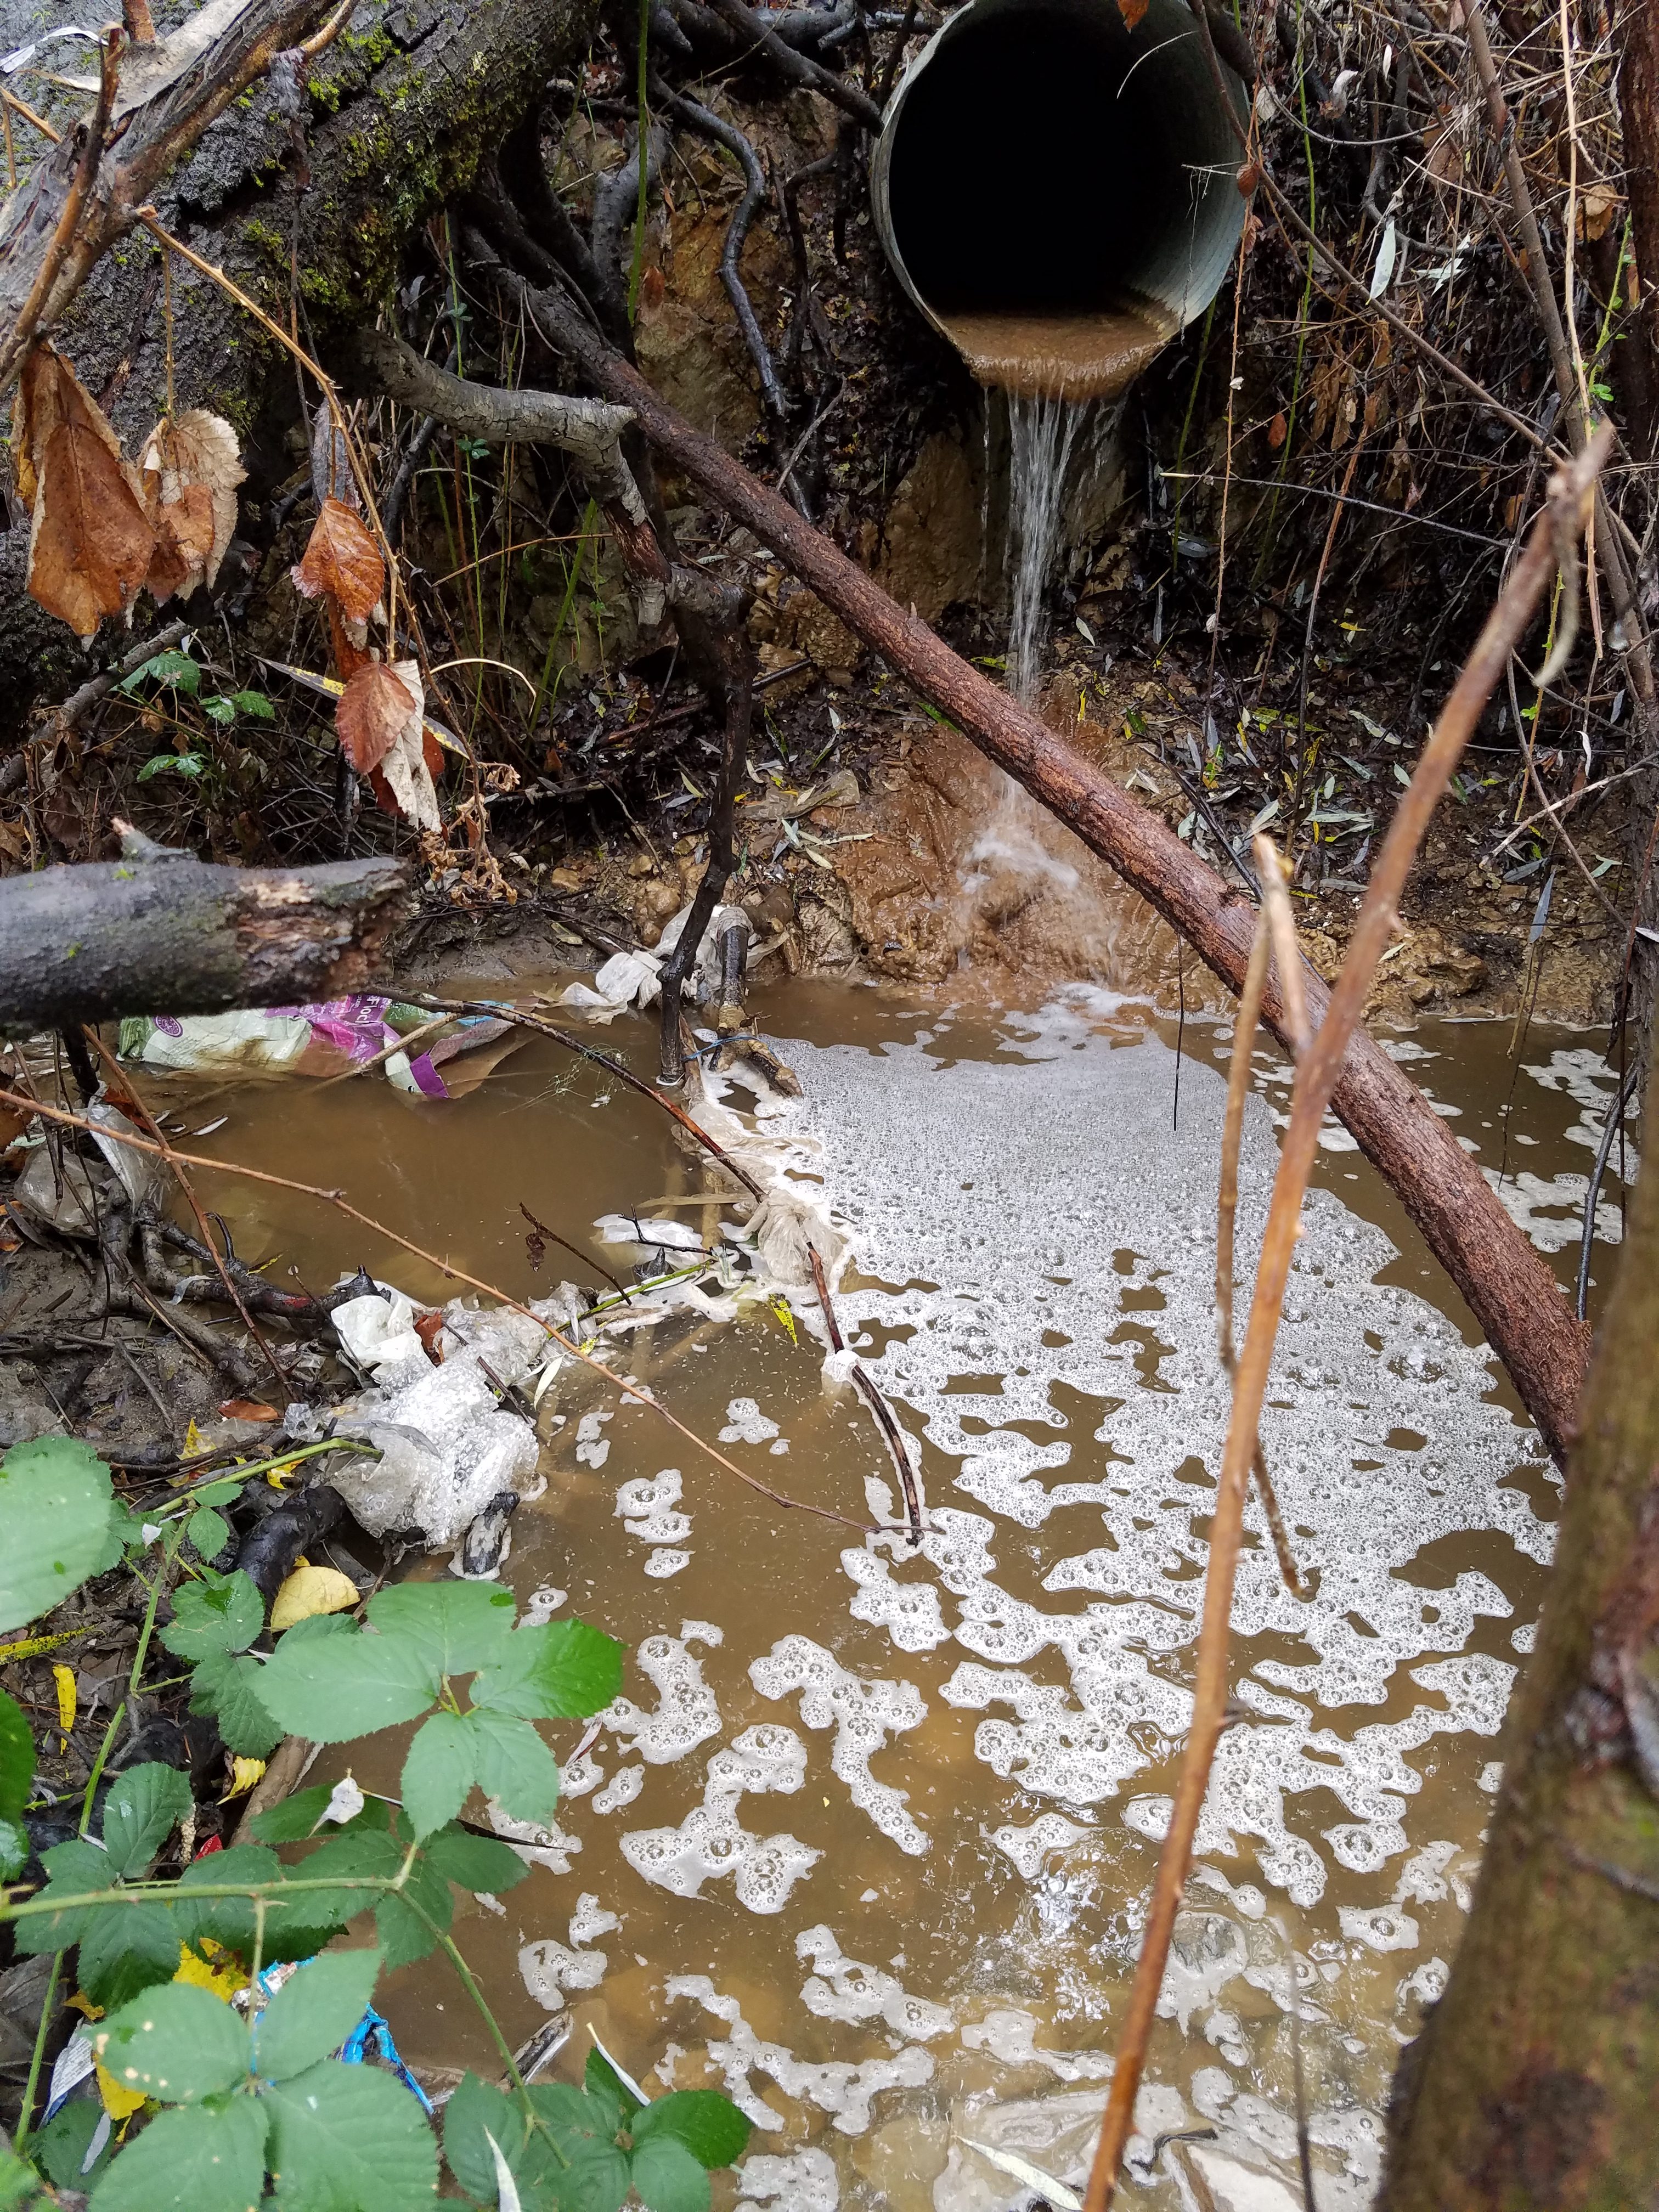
336;661;416;775
13;345;157;640
292;497;383;624
139;409;245;601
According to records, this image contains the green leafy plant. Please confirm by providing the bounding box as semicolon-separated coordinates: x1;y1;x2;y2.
255;1580;622;1838
444;2047;751;2212
0;1437;746;2209
121;647;201;697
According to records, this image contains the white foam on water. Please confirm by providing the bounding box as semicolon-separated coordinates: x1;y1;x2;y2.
621;1724;819;1915
604;1627;724;1765
720;1397;781;1444
959;2007;1112;2081
794;1925;953;2039
733;2147;840;2211
616;1468;692;1544
519;1937;607;2007
665;1975;934;2134
516;1004;1574;2203
987;1811;1094;1878
840;1545;949;1652
569;1893;620;1944
776;1010;1550;1904
749;1634;929;1855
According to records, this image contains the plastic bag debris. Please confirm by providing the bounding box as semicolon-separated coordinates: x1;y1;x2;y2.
9;1102;163;1234
331;1286;426;1375
325;1299;559;1554
554;902;745;1022
117;997;521;1098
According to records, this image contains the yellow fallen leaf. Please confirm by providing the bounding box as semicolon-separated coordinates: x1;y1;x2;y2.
65;1990;101;2021
52;1663;75;1741
269;1563;359;1632
184;1417;205;1456
95;2059;147;2122
175;1942;246;2003
220;1756;266;1803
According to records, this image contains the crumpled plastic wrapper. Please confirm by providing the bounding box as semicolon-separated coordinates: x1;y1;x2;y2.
325;1299;563;1552
555;902;745;1022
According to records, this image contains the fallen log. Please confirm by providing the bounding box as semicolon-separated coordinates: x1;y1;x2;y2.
0;835;410;1030
493;265;1593;1461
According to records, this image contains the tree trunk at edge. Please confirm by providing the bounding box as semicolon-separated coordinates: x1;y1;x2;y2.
1378;1014;1659;2210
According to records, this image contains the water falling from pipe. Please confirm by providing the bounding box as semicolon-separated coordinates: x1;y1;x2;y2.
1004;390;1091;705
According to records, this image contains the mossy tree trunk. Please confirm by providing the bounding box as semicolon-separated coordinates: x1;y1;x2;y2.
1378;1015;1659;2209
0;0;597;711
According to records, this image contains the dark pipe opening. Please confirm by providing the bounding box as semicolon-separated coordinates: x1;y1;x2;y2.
884;10;1184;318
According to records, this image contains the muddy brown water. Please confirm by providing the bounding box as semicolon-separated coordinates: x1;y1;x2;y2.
937;308;1177;404
153;983;1634;2211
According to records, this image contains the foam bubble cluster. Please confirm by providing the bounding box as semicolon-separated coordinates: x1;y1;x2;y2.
665;1976;934;2134
749;1635;929;1855
621;1723;819;1915
795;1925;953;2039
605;1625;724;1765
781;1008;1552;1898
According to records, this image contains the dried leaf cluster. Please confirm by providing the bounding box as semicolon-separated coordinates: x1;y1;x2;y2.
291;494;441;832
10;345;244;640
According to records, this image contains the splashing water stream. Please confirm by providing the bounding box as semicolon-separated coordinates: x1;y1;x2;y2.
1004;393;1092;707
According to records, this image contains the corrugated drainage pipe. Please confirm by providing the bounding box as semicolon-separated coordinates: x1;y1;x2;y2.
872;0;1250;399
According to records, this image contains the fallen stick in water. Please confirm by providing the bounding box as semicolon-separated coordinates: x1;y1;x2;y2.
460;257;1592;1464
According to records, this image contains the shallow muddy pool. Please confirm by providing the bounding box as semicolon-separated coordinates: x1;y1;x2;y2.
160;982;1635;2211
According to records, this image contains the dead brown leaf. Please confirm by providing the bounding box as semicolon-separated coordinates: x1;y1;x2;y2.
292;497;384;625
336;661;416;775
1115;0;1149;24
1577;180;1621;243
139;409;245;601
1267;410;1288;449
145;482;216;604
13;346;157;640
376;658;441;832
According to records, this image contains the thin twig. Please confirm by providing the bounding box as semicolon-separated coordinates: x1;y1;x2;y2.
520;1200;624;1296
1253;834;1311;1057
1576;1059;1641;1321
806;1242;922;1543
1216;914;1308;1600
1079;428;1612;2212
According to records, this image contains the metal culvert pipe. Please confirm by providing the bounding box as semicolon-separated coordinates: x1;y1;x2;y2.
872;0;1250;398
